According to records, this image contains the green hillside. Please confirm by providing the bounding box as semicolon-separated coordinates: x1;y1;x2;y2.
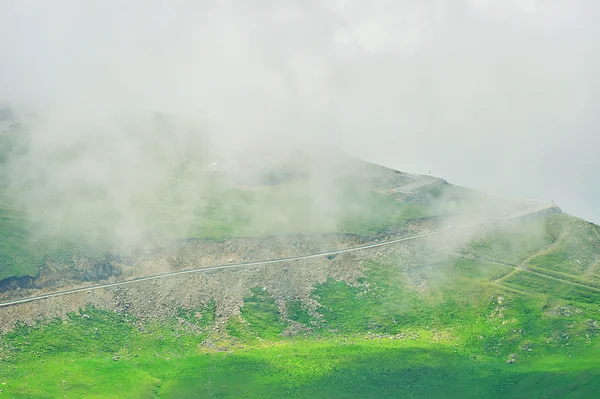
3;109;599;398
1;213;600;398
0;125;520;281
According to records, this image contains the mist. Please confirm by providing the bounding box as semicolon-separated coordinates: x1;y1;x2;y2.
1;0;599;226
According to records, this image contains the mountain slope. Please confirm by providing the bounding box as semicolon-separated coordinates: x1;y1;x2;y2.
1;195;599;397
1;107;600;398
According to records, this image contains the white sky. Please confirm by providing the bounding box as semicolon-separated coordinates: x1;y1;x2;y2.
1;0;599;223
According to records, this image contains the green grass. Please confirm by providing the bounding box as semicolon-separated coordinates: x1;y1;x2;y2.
0;206;114;281
450;257;513;281
4;338;600;398
237;287;287;340
156;180;433;239
3;224;600;398
503;272;600;304
176;300;216;328
286;299;313;325
0;208;43;278
525;264;600;290
0;157;435;280
463;224;550;264
415;181;527;217
527;218;600;277
2;128;600;396
3;139;535;281
0;181;433;280
464;214;600;274
2;305;600;399
0;144;538;282
158;341;600;399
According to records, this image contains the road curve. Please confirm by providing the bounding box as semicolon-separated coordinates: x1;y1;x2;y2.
0;206;552;308
393;174;439;193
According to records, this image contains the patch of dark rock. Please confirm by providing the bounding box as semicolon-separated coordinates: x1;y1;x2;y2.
75;257;122;281
0;273;37;292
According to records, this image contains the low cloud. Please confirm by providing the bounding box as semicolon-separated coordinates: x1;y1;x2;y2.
0;0;598;223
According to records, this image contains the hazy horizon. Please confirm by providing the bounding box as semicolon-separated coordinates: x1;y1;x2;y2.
1;0;598;224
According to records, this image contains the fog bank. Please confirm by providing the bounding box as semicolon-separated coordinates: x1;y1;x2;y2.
1;0;598;223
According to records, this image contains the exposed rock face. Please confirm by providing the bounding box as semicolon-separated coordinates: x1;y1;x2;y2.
0;274;36;292
0;215;511;332
0;256;122;294
75;257;120;281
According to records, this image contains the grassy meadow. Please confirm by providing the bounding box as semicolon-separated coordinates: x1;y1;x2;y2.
2;122;600;398
2;213;600;398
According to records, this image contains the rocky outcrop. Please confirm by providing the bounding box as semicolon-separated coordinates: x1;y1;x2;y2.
0;256;121;294
0;274;36;292
75;257;121;281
